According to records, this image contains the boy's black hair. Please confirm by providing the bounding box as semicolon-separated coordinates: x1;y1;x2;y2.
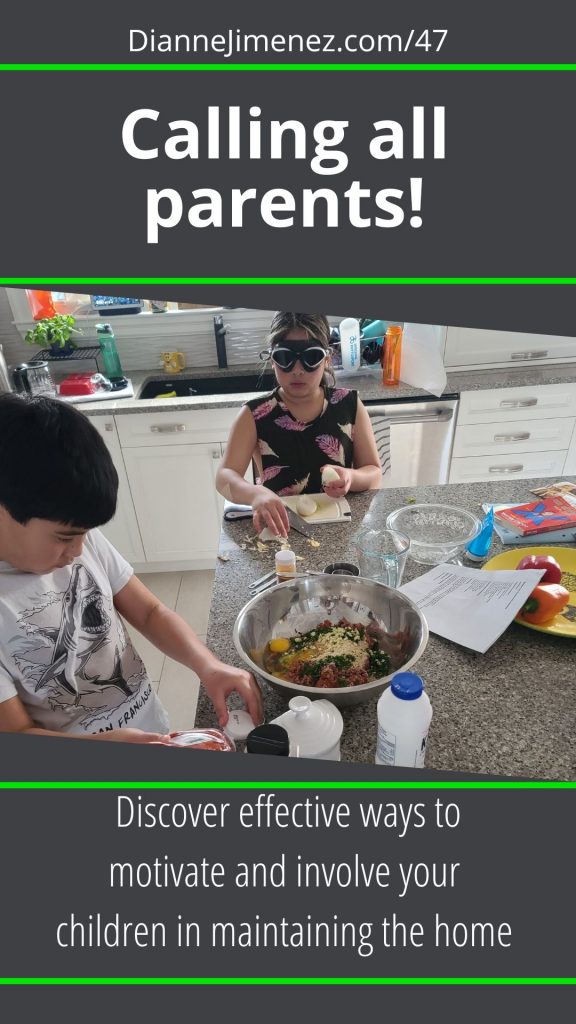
0;394;118;527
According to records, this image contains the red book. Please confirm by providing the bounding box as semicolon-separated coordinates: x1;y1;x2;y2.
494;495;576;536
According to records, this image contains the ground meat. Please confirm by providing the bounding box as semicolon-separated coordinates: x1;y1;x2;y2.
278;617;387;689
346;667;370;686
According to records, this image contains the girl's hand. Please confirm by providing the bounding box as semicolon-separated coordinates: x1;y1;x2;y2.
252;488;290;537
201;663;264;728
321;465;353;498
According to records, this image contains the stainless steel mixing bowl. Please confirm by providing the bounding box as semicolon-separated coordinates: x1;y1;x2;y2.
233;575;429;707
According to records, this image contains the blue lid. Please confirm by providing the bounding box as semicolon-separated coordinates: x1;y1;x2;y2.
391;672;424;701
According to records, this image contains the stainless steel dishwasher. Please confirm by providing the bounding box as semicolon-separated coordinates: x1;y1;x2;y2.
364;395;459;486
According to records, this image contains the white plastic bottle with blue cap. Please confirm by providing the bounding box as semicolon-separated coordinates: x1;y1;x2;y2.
339;317;361;372
375;672;432;768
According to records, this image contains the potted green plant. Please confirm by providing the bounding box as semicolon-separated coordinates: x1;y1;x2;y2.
25;313;83;356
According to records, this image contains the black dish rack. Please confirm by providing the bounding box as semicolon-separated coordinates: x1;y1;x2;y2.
30;345;102;373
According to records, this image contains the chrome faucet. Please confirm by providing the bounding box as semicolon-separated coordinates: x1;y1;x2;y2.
213;315;228;369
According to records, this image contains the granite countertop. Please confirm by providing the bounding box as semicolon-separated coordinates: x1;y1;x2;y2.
196;477;576;781
71;361;576;415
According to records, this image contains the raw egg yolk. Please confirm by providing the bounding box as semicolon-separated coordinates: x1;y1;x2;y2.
269;638;291;653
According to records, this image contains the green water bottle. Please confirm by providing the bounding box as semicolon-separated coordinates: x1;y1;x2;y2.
96;323;124;381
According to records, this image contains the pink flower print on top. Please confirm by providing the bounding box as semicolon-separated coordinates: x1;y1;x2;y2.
275;414;309;432
252;398;277;421
278;475;310;496
316;434;345;464
261;465;288;483
329;389;350;404
258;439;278;458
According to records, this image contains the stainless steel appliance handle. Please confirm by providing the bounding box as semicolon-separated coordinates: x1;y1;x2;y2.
499;398;538;408
510;350;549;360
150;424;186;433
488;464;524;473
493;432;531;442
367;408;453;424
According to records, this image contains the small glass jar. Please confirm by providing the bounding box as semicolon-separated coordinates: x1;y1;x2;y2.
168;730;235;752
275;549;297;581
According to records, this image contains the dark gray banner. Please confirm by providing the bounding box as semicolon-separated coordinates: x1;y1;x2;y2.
1;0;575;63
0;735;573;983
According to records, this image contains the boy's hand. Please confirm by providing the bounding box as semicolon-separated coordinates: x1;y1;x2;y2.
252;489;290;537
321;465;352;498
201;663;263;728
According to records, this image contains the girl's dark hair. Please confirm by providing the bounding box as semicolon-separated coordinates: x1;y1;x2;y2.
0;394;118;527
266;312;336;387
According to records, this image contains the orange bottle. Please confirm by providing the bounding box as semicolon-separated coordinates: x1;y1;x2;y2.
382;325;403;387
26;290;56;321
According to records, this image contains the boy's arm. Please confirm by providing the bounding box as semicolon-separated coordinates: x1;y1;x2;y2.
0;693;169;743
113;576;263;727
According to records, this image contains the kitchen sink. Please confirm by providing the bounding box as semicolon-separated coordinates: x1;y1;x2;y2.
139;373;277;400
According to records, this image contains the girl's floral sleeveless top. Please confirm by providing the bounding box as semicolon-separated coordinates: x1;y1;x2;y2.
245;386;358;495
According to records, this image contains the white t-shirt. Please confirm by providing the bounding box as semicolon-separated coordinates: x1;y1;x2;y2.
0;530;170;736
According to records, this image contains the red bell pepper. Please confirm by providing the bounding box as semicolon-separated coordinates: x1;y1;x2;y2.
517;583;570;624
516;554;563;585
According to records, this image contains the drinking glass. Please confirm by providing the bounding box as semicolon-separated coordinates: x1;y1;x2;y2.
354;527;410;589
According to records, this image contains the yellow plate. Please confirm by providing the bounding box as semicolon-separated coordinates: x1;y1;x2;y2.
482;546;576;636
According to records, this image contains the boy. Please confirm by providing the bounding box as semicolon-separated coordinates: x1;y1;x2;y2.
0;394;262;742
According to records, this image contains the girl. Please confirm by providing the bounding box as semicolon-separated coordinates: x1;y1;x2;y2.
216;312;382;538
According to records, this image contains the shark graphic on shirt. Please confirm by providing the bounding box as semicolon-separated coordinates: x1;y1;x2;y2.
9;563;146;727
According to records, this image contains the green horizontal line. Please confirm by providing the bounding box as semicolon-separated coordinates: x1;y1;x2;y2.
0;63;575;72
0;780;573;789
2;278;576;286
0;977;575;985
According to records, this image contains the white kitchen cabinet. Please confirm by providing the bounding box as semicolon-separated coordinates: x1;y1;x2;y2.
457;383;576;424
114;407;238;566
450;383;576;484
444;327;576;370
452;417;575;459
449;450;567;484
86;416;146;563
115;408;238;448
121;444;223;562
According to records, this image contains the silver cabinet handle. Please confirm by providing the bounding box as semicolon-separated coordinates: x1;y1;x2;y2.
104;422;114;432
489;464;524;473
150;424;186;433
499;398;538;408
212;450;221;460
510;350;549;360
367;408;453;424
493;432;531;442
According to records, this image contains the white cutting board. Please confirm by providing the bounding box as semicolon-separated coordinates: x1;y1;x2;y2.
259;494;352;539
58;380;134;403
282;493;351;524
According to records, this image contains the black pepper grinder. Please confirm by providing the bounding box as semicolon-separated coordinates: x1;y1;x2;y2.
245;724;290;756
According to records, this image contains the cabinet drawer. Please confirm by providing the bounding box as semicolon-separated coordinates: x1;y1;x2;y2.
115;408;239;447
449;450;566;484
458;384;576;425
445;327;576;368
453;417;575;458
